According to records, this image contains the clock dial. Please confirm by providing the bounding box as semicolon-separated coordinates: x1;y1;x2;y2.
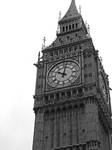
47;60;80;88
99;72;107;99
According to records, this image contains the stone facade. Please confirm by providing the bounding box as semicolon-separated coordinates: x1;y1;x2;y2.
32;0;112;150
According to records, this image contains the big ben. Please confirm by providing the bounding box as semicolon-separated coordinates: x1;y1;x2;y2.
32;0;112;150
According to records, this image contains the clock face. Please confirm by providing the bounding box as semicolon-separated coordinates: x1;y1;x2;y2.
99;72;107;99
47;60;80;88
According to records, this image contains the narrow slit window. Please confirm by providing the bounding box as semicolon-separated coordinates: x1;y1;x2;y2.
63;26;65;32
66;26;68;31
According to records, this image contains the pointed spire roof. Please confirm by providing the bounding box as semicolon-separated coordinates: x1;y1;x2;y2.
60;0;79;23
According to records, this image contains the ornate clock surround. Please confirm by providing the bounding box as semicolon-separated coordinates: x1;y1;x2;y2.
45;54;82;91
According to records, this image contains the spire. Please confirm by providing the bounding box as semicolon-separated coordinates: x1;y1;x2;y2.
60;0;79;22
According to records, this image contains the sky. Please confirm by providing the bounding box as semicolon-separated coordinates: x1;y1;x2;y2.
0;0;112;150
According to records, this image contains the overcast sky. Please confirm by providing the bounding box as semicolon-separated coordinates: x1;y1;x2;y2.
0;0;112;150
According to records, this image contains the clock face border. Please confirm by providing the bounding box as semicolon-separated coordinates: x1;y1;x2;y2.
47;60;81;88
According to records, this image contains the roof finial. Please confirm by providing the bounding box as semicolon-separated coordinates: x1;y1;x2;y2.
58;11;62;21
57;11;61;34
85;21;91;38
38;51;40;62
85;21;88;27
42;36;46;49
79;5;82;14
100;56;103;63
87;24;91;37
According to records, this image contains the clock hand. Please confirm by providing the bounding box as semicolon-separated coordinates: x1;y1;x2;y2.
58;72;66;76
57;72;63;75
62;63;67;77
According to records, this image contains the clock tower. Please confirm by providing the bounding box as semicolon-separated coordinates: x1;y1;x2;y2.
33;0;112;150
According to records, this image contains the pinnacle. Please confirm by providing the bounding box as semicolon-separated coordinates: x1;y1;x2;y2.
60;0;79;22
